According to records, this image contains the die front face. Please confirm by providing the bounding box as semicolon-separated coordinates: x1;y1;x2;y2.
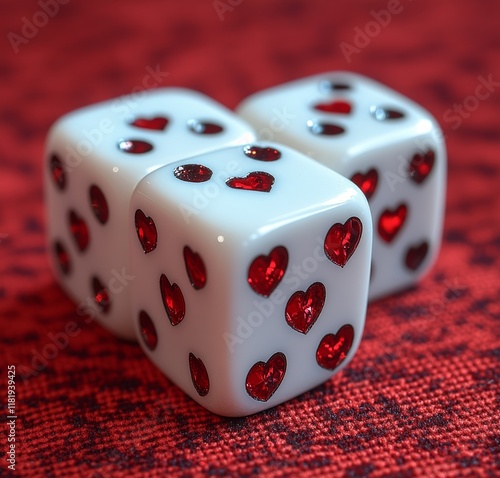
236;72;446;300
44;89;256;339
130;142;373;416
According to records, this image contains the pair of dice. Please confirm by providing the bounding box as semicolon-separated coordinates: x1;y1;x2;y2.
45;72;446;417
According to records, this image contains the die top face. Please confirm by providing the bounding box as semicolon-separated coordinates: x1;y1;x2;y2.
236;72;440;173
133;142;368;240
129;142;373;416
48;87;256;186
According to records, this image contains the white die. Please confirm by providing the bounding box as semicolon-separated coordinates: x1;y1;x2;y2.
44;88;255;339
237;72;447;300
129;142;372;416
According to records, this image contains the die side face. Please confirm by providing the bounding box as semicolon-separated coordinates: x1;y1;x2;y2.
236;72;447;300
129;142;373;416
44;88;256;339
348;137;446;299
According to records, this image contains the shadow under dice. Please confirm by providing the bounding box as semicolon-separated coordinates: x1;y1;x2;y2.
236;72;447;301
44;88;255;339
130;142;373;416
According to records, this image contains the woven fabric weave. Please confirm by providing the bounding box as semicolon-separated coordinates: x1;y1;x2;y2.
0;0;499;476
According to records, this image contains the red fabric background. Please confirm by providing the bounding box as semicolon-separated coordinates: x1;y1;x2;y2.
1;0;499;476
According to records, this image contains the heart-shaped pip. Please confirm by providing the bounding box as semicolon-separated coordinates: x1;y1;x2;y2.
350;169;378;201
69;210;90;252
49;154;66;190
285;282;326;334
245;352;287;402
243;145;282;161
409;150;435;184
189;353;210;396
174;164;213;183
371;106;405;121
316;324;354;370
405;241;429;271
378;204;407;243
135;209;157;254
92;276;111;314
130;116;169;131
139;310;158;351
118;139;153;154
188;119;224;135
160;274;185;326
324;217;362;267
308;121;345;136
89;185;109;224
313;100;352;114
54;240;71;275
226;171;275;192
183;246;207;289
248;246;288;297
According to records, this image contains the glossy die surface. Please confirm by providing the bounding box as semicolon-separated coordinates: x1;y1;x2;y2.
130;142;372;416
237;72;446;300
45;88;255;339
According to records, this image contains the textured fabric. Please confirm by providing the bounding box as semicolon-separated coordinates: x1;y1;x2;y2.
1;0;499;476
